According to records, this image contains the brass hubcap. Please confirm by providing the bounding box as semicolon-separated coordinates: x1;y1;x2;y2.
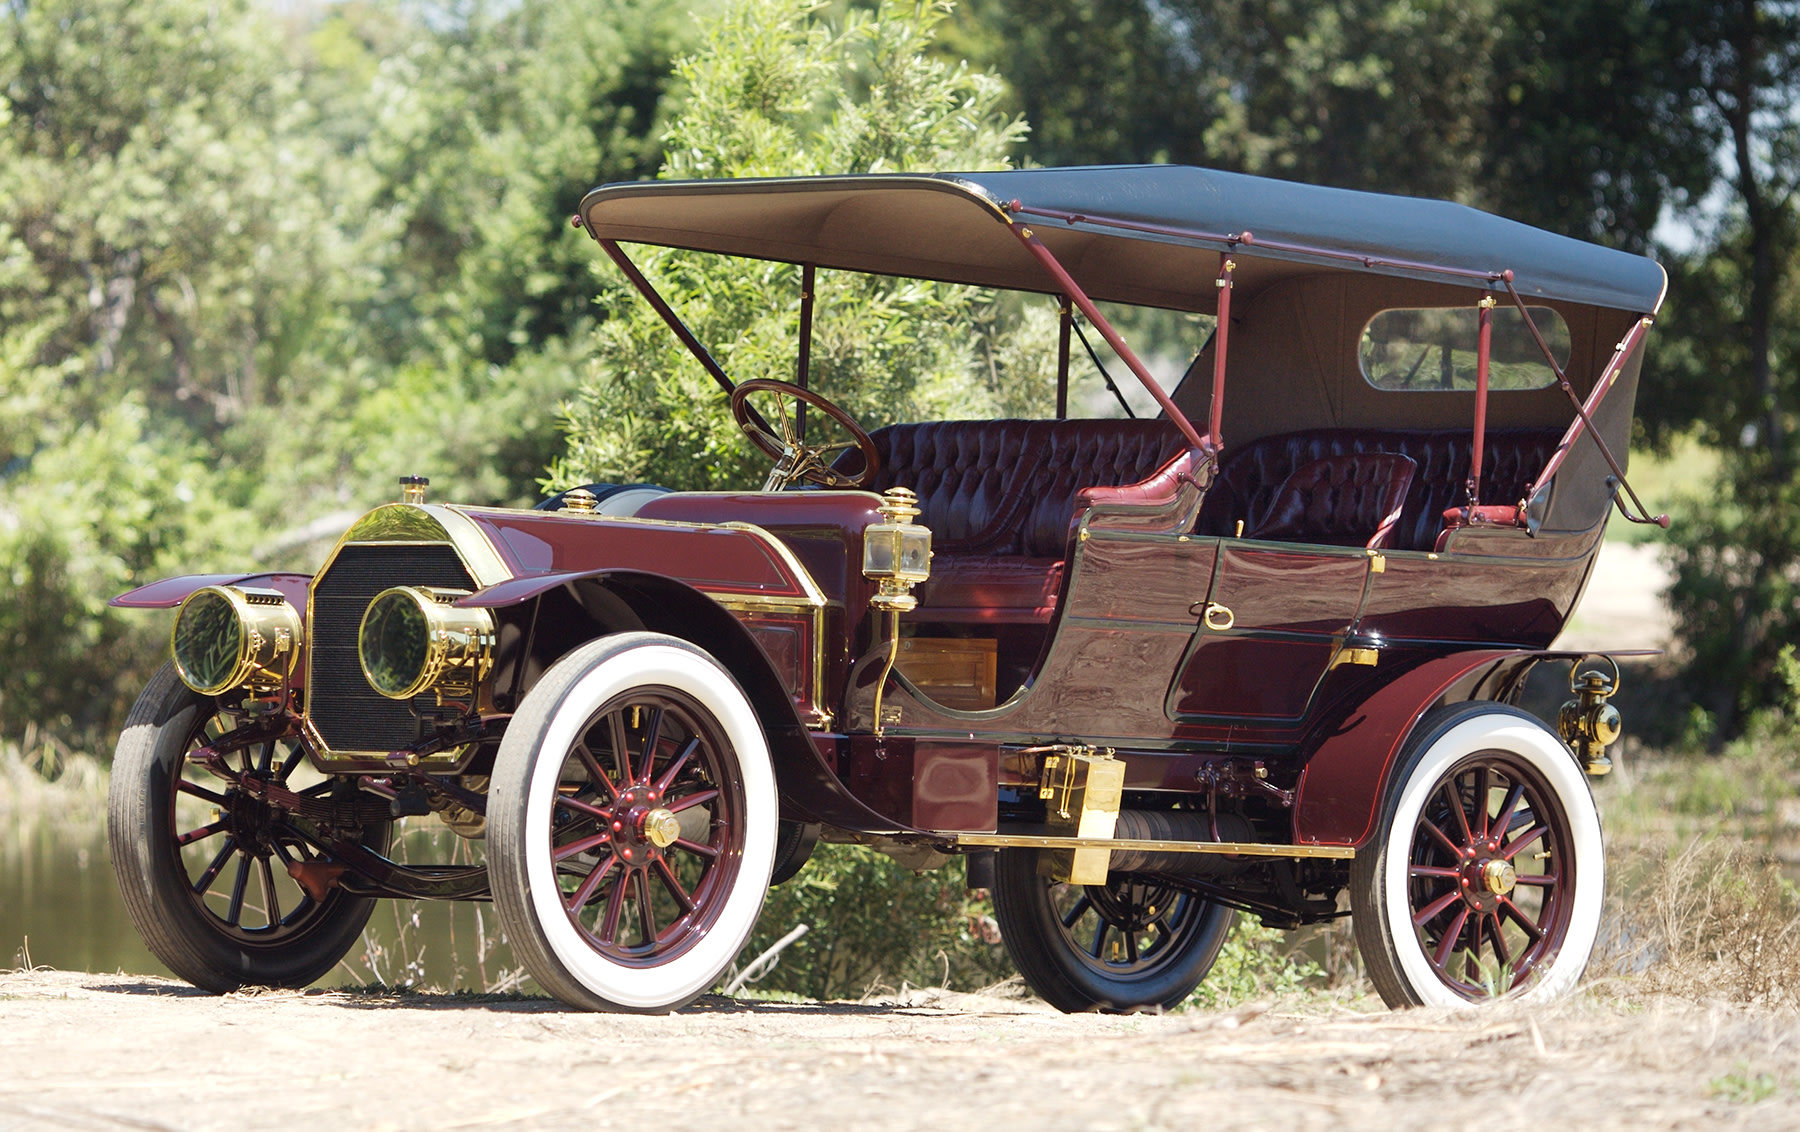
1481;858;1517;895
642;808;681;849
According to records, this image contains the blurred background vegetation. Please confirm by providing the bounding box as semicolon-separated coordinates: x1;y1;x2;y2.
3;0;1800;998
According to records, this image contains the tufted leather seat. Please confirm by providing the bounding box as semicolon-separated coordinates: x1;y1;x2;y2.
861;420;1189;620
1197;428;1562;552
1243;452;1417;549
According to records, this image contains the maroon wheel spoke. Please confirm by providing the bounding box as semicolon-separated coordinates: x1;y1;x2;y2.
654;859;695;914
1430;905;1470;970
599;870;629;944
565;854;619;915
1408;864;1461;880
1061;894;1094;930
607;712;634;786
1500;823;1548;861
555;794;611;821
259;857;281;926
1411;887;1462;928
1474;766;1492;840
1512;871;1559;887
672;837;719;859
554;830;614;862
1498;896;1545;941
666;788;720;814
1467;913;1486;978
637;708;664;783
177;819;229;847
655;738;702;793
1420;817;1462;858
193;838;238;894
255;740;276;775
178;780;229;807
1443;780;1474;844
226;856;251;927
575;743;621;802
1488;911;1512;969
1494;784;1525;835
633;870;657;942
1123;927;1140;964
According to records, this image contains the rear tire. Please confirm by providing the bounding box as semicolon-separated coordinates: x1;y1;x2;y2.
992;849;1235;1013
1350;702;1604;1007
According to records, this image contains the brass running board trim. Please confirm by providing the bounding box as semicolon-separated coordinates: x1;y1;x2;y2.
954;834;1354;860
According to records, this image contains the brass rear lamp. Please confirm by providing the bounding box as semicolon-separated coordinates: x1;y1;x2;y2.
862;487;932;612
358;586;496;703
171;586;303;696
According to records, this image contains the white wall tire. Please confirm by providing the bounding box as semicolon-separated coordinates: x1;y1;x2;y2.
488;634;776;1012
1351;703;1604;1009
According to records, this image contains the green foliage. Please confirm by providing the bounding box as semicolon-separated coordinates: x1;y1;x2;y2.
1179;921;1323;1011
731;844;1011;999
551;0;1036;492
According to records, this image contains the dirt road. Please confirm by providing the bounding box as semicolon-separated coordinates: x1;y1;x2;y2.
0;970;1793;1131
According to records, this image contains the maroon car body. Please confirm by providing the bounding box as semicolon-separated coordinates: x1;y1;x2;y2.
108;166;1665;1013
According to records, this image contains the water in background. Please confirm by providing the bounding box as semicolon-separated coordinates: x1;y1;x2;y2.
0;791;523;992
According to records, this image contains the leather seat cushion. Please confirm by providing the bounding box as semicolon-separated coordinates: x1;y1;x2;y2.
1244;452;1418;548
864;419;1186;558
1198;427;1561;552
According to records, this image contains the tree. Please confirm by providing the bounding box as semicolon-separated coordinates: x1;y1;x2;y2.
551;0;1035;493
1656;1;1800;734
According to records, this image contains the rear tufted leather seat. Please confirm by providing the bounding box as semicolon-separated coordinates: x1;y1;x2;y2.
863;419;1189;620
1196;427;1563;552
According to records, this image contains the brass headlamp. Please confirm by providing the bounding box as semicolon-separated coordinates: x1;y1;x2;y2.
171;585;303;696
861;487;932;611
1559;658;1623;776
358;586;496;703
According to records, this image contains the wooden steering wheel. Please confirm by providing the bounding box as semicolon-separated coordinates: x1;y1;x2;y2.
729;379;881;490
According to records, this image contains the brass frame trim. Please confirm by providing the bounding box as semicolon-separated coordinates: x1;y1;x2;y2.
953;833;1356;860
305;503;511;767
706;521;833;729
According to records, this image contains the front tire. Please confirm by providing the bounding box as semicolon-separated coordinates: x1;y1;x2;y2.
1350;702;1604;1008
488;633;777;1012
991;849;1236;1013
108;663;384;991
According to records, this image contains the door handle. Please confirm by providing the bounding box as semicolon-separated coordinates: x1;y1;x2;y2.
1189;601;1235;631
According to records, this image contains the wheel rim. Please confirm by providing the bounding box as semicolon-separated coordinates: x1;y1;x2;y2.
545;689;745;966
170;709;347;946
1404;751;1575;1000
1049;876;1209;979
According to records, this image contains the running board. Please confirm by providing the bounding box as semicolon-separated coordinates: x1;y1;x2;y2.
954;833;1354;860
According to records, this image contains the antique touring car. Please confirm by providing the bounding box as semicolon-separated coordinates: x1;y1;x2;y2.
107;166;1668;1013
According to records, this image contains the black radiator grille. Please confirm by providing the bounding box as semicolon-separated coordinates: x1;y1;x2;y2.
307;543;477;753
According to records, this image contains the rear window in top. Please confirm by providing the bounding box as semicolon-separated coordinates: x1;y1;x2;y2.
1359;306;1570;392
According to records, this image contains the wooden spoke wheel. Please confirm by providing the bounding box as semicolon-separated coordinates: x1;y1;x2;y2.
992;848;1235;1013
1352;703;1603;1007
108;663;385;991
489;634;776;1012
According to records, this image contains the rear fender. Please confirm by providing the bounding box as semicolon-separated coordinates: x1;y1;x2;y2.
1292;649;1564;848
470;569;917;836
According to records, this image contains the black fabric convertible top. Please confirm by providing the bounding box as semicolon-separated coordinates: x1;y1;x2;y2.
578;166;1667;315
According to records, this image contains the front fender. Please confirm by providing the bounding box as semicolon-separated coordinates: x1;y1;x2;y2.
468;567;922;838
110;573;313;616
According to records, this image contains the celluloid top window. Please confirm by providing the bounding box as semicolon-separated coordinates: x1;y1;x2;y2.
1359;306;1571;392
